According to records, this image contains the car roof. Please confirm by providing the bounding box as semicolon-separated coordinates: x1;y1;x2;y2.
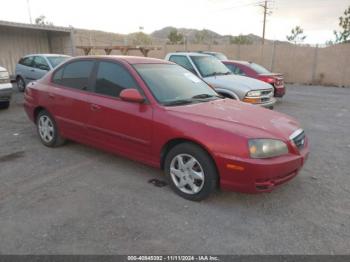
24;54;71;57
71;55;172;65
224;60;251;66
167;52;210;57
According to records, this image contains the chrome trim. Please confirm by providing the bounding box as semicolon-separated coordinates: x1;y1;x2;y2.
289;128;304;140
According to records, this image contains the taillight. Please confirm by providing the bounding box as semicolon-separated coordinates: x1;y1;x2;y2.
260;77;275;84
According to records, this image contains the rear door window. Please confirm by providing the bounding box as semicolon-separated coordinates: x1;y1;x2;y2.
52;60;95;90
19;56;34;67
93;61;138;98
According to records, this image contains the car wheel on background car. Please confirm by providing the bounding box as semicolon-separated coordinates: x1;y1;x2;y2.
16;76;26;92
164;143;218;201
36;110;65;147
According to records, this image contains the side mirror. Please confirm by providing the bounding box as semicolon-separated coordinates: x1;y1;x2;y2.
120;89;145;103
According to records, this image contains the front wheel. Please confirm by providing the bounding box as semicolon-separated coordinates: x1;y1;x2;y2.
164;143;218;201
16;76;26;92
36;110;66;147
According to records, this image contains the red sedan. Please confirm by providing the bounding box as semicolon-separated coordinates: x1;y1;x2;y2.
24;56;308;201
223;60;286;97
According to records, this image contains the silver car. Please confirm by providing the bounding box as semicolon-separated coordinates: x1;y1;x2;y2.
165;52;275;109
15;54;70;92
0;66;12;109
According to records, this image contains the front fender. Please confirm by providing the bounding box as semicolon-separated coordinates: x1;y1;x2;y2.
215;88;240;100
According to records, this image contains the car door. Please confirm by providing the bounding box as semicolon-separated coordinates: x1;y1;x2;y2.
86;60;153;159
31;56;50;80
49;59;96;141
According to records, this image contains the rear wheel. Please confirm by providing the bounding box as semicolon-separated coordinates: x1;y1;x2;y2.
16;76;26;92
164;143;218;201
36;110;65;147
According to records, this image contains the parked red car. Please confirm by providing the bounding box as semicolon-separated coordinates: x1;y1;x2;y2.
24;56;308;201
223;60;286;97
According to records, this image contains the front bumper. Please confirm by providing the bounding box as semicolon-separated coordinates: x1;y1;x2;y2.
214;140;309;193
0;83;13;102
258;97;276;108
274;85;286;97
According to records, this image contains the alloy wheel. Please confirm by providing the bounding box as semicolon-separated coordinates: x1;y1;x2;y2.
170;154;205;195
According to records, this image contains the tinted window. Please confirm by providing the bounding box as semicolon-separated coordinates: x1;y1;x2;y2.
53;60;94;90
225;64;245;75
134;64;218;105
94;61;137;97
169;56;196;74
33;56;50;71
19;56;34;67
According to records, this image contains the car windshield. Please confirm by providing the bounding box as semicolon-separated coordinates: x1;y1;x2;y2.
250;63;271;74
47;56;70;68
134;64;220;106
190;56;232;78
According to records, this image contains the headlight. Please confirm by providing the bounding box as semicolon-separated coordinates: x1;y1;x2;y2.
246;90;261;97
0;71;9;79
248;139;288;158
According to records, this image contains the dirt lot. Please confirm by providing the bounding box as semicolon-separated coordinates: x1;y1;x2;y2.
0;84;349;254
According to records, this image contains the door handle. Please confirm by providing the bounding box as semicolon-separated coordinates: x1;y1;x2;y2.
90;104;101;111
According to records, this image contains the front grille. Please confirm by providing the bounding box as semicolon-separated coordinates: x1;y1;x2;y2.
292;130;305;150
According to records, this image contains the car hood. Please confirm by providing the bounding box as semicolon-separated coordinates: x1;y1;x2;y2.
203;74;273;93
166;99;300;140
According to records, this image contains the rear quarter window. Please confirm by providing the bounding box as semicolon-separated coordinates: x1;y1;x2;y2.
52;60;94;90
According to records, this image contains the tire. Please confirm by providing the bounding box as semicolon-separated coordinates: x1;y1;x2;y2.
164;143;218;201
36;110;66;147
0;101;10;109
16;76;26;92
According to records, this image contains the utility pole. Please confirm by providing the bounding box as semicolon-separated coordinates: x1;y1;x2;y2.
259;0;272;45
262;0;267;45
27;0;33;24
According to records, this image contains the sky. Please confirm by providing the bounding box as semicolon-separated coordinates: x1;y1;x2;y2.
0;0;348;44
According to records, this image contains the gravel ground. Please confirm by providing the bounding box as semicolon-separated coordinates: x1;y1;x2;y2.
0;84;349;254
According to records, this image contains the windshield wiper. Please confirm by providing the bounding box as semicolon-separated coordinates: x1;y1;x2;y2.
163;99;196;106
191;94;220;99
205;72;231;77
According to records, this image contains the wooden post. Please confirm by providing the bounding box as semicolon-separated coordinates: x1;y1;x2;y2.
104;48;112;55
311;44;319;85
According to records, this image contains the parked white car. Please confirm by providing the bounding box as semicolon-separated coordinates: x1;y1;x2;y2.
0;66;12;109
165;52;275;109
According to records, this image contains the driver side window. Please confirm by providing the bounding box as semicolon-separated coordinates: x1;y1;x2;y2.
169;55;198;76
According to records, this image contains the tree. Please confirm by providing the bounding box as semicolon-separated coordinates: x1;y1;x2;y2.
229;35;252;45
167;29;184;44
35;15;53;25
194;30;211;44
334;6;350;43
131;32;152;46
286;26;307;44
